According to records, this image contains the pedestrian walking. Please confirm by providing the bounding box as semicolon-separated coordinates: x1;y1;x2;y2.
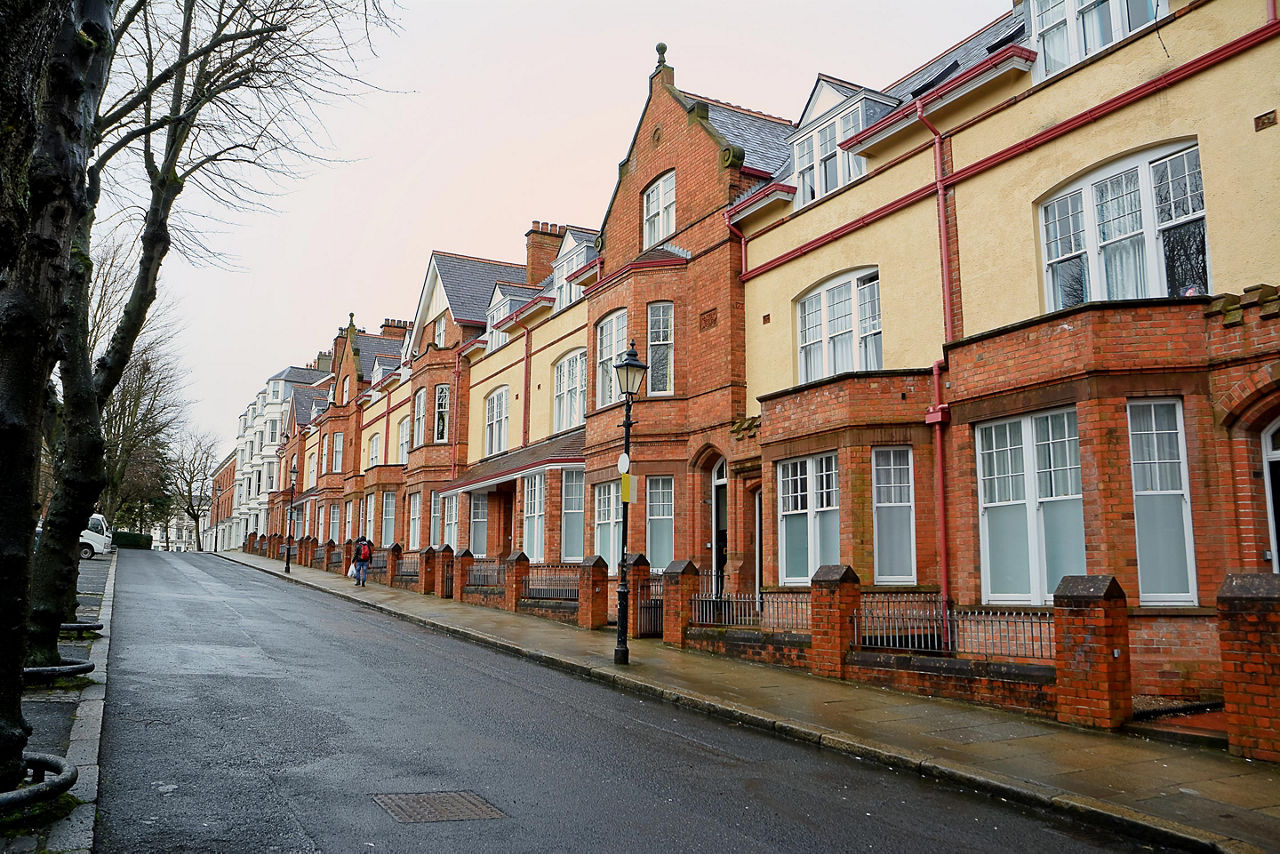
352;536;373;587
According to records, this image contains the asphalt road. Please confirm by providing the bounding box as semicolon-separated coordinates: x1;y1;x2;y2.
96;550;1174;853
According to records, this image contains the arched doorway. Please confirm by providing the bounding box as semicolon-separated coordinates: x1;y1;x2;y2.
710;457;727;596
1261;419;1280;573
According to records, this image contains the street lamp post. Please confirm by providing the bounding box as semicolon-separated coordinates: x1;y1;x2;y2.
612;341;648;666
284;462;298;573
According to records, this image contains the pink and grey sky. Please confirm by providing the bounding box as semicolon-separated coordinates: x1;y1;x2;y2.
176;0;1010;451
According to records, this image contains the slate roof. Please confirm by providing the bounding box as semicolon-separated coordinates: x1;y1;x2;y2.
495;282;544;303
565;227;599;246
434;252;527;325
634;246;687;264
443;428;586;492
268;366;328;384
686;95;794;175
883;12;1024;104
288;385;328;428
353;333;403;380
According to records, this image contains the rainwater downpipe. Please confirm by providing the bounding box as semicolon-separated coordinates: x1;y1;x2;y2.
450;349;463;479
517;320;533;447
724;211;747;265
917;100;953;610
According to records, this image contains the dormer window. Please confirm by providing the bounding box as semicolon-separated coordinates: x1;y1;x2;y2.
795;107;865;208
487;304;509;349
1033;0;1163;78
643;171;676;249
553;245;591;311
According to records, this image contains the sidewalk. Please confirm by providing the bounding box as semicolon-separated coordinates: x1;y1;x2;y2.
221;549;1279;853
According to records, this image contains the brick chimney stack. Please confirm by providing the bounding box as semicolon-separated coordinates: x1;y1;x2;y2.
380;318;411;341
525;220;565;286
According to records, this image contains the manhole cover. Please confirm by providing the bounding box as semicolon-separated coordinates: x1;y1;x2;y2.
372;791;504;823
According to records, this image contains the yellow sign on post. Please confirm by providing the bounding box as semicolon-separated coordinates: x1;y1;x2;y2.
621;473;631;503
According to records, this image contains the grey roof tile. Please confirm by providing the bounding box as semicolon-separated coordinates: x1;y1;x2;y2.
443;428;585;492
268;366;328;384
884;13;1024;104
685;95;794;175
354;333;403;380
289;385;328;428
434;252;527;325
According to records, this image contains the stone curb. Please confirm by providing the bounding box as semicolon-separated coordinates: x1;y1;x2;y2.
43;550;116;854
222;553;1255;854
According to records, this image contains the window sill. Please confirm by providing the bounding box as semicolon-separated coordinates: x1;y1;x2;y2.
1128;605;1214;616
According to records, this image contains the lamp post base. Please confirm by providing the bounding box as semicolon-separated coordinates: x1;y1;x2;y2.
614;646;629;665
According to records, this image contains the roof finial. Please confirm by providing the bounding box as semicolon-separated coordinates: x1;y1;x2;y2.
655;42;667;68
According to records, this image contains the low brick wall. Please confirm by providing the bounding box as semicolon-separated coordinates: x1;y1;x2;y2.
389;572;418;590
1129;611;1221;699
517;599;578;625
464;586;504;609
685;626;810;669
847;651;1056;717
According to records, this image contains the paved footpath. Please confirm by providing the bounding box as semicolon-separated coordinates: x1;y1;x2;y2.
220;550;1279;853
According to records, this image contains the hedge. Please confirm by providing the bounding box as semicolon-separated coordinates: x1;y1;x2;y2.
112;531;152;549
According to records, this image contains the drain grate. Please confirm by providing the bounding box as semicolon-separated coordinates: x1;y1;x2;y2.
372;791;505;823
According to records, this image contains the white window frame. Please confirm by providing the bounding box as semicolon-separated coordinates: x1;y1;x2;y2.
1032;0;1164;79
797;269;880;383
332;432;343;472
344;500;353;541
381;490;396;547
1127;399;1197;604
430;492;441;547
364;494;375;539
553;350;587;432
643;171;676;249
487;303;509;349
328;503;340;544
443;494;458;548
485;386;509;456
646;475;675;572
413;388;426;446
408;492;421;551
977;408;1086;605
434;384;450;443
320;434;329;474
553;246;588;311
647;302;673;396
341;377;349;405
562;470;585;562
596;309;627;408
777;453;840;585
523;473;545;563
871;447;916;585
470;494;488;558
306;453;317;489
595;481;622;574
367;434;381;468
434;317;446;348
397;417;410;464
1041;143;1208;311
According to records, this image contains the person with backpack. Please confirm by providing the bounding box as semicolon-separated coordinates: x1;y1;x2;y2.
352;536;373;587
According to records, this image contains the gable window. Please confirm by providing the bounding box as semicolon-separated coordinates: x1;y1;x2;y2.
553;245;589;311
485;387;509;456
562;471;584;562
434;384;450;443
797;270;881;383
397;416;410;464
554;350;587;432
1043;144;1207;311
596;310;628;407
368;434;381;467
643;171;676;249
977;409;1085;605
1128;400;1196;604
872;448;916;584
1033;0;1162;78
332;433;343;472
413;388;426;446
408;492;421;551
647;302;673;395
470;495;488;557
778;453;840;584
434;317;446;348
523;474;545;563
487;303;509;349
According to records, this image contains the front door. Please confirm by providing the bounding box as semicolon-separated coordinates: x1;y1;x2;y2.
1262;420;1280;572
711;458;727;595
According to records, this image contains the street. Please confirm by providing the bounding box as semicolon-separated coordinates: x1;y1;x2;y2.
97;550;1169;852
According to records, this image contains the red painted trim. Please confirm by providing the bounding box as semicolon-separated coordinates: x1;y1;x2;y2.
841;45;1038;152
883;9;1014;93
747;19;1280;282
726;182;798;220
582;256;686;297
740;166;774;180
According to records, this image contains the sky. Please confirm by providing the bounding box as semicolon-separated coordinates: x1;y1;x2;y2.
170;0;1012;452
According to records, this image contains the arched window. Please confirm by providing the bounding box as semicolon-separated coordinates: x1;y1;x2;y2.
643;171;675;249
485;387;509;456
553;349;587;431
796;269;881;383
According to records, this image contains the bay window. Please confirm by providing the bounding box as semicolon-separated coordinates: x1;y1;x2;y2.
328;504;339;544
397;416;410;464
595;481;621;573
381;491;396;547
408;492;421;551
368;434;381;467
562;471;585;562
413;389;426;446
434;384;450;443
443;494;458;548
470;495;488;557
485;387;508;456
554;350;587;432
523;474;545;563
778;453;840;584
332;433;343;472
977;409;1085;604
646;476;674;572
596;310;627;407
647;302;673;395
1043;144;1207;310
872;448;915;584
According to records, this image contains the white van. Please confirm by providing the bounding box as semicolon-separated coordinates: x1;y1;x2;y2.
80;513;113;560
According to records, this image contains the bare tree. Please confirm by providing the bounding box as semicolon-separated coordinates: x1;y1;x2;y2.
169;430;218;551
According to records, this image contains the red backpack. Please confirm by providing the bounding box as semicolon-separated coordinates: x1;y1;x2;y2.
356;541;372;562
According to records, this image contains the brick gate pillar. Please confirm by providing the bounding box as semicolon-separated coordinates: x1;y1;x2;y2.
810;565;861;679
418;547;435;595
578;557;609;629
625;553;650;639
435;545;454;598
662;560;700;647
505;552;530;611
453;549;473;605
1218;573;1280;762
1054;575;1131;729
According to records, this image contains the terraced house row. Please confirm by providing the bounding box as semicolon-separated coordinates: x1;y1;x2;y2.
224;0;1280;745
